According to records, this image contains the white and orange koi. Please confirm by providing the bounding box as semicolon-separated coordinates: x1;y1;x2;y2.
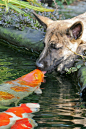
0;103;39;129
11;118;34;129
0;69;45;106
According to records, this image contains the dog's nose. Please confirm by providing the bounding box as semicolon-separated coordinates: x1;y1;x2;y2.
36;61;44;70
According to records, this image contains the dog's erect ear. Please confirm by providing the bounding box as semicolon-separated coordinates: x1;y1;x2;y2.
33;12;53;29
67;21;83;40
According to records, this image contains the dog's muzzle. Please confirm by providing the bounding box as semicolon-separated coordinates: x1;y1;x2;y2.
36;61;44;70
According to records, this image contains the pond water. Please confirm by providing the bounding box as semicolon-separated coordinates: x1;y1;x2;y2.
0;40;86;129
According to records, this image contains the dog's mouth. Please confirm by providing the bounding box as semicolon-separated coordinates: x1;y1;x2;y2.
46;57;64;73
36;56;64;73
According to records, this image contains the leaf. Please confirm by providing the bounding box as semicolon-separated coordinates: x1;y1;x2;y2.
9;0;54;12
71;67;77;72
76;64;82;69
0;0;5;5
27;0;43;8
8;3;30;16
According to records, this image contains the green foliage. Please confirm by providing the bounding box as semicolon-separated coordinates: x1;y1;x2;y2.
54;0;75;6
0;0;54;16
65;64;82;74
61;0;75;5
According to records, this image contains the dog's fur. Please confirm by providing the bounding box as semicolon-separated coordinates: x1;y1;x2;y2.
33;12;86;73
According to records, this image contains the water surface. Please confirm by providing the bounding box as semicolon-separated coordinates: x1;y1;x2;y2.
0;40;86;129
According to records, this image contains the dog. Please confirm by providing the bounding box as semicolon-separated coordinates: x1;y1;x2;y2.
33;12;86;73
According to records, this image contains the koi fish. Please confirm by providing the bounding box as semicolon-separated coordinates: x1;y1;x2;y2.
11;118;34;129
0;69;45;106
0;103;39;129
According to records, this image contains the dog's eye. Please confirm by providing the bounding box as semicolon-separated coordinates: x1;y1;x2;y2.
50;43;63;50
50;43;57;49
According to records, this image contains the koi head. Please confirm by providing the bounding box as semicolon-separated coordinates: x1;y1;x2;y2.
17;69;46;87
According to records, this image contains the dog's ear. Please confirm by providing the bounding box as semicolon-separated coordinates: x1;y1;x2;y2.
67;21;83;40
33;12;53;29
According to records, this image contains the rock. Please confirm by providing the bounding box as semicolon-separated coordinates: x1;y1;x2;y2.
59;1;86;18
77;66;86;100
0;26;45;51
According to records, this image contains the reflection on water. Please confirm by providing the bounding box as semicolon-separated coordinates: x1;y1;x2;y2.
0;42;86;129
0;42;36;83
34;75;86;129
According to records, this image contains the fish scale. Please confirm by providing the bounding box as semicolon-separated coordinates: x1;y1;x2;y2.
0;69;45;106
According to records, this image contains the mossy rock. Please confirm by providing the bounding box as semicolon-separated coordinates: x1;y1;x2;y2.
0;26;45;51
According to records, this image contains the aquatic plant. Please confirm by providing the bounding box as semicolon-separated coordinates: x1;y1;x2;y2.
0;0;54;16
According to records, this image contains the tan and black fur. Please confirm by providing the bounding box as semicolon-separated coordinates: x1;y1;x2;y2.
33;12;86;73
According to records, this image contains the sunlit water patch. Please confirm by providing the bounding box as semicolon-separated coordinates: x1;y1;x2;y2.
0;43;36;83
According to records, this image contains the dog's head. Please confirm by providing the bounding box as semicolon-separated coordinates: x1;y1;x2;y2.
33;12;84;73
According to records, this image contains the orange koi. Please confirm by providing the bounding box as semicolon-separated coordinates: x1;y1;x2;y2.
15;69;45;87
0;69;45;106
0;103;39;129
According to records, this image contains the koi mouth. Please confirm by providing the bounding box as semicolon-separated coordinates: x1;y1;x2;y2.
42;71;46;74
